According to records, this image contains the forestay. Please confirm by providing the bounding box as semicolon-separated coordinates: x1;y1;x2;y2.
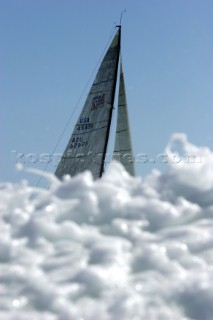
55;29;121;179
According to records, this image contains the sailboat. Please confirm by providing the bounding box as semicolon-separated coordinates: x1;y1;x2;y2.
55;26;135;179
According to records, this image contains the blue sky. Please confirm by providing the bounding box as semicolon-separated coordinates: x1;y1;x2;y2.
1;0;213;185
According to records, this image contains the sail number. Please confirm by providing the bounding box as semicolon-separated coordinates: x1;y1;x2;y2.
69;136;88;149
77;117;93;130
80;117;90;123
70;141;88;148
77;123;93;131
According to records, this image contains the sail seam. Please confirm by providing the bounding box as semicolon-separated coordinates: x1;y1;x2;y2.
116;129;129;133
93;79;114;85
90;89;112;94
114;149;133;152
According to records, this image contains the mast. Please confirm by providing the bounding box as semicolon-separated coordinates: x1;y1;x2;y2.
99;26;121;177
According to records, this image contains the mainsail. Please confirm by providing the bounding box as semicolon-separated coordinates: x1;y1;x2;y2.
55;28;121;179
113;61;135;176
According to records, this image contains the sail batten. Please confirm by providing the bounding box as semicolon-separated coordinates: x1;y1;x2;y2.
113;60;135;176
55;29;121;180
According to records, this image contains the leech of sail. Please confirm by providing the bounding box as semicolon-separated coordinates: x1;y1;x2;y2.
99;26;121;177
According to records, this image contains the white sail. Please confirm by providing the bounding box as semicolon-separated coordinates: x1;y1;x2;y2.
113;61;135;176
55;29;121;179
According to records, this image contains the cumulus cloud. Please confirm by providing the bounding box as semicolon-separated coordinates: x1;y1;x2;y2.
0;134;213;319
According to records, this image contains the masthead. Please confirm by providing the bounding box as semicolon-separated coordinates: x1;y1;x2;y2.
116;9;126;28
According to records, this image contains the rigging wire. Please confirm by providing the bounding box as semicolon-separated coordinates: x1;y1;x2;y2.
35;25;118;187
120;9;126;25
